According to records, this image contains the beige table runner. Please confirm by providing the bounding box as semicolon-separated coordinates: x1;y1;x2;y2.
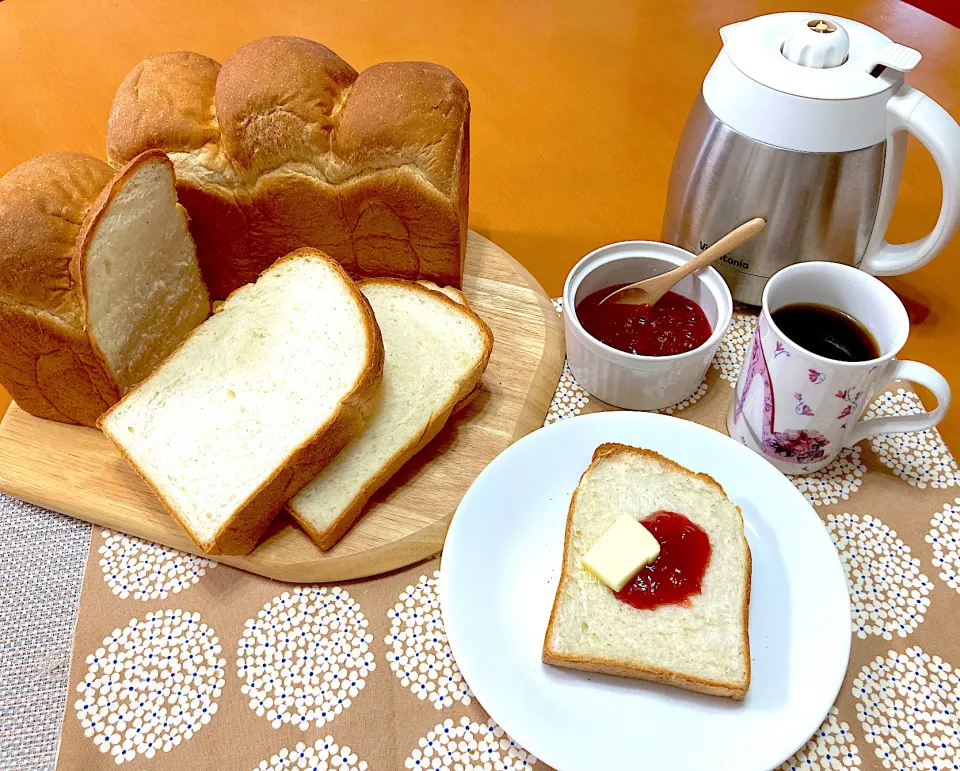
54;305;960;770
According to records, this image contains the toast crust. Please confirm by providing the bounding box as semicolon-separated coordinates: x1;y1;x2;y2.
288;278;493;550
541;443;752;700
98;249;384;555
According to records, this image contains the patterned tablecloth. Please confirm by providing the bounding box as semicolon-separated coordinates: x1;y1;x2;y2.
5;302;960;771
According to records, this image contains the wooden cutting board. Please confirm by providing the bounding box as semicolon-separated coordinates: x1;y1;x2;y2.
0;231;564;581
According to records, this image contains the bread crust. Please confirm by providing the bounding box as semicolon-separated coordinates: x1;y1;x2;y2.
98;249;385;556
541;443;752;700
107;52;223;163
0;151;207;426
107;37;470;298
0;153;117;425
288;278;492;550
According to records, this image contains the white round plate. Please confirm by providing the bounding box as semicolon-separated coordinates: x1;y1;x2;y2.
440;411;850;771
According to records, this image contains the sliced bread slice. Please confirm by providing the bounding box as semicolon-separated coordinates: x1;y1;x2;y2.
415;282;484;413
288;279;492;550
99;250;384;555
81;150;211;393
542;443;751;699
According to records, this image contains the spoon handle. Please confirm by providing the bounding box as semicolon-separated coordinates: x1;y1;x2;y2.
670;217;766;281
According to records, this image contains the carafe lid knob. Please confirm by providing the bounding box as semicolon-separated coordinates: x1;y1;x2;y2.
781;17;850;68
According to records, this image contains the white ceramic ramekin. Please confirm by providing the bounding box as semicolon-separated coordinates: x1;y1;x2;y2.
563;241;733;411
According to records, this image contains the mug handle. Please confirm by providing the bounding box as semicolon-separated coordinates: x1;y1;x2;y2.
845;360;951;446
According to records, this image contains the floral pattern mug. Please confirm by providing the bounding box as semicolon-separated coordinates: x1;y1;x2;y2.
727;262;951;475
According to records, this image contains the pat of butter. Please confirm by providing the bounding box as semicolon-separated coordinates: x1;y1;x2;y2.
582;514;661;591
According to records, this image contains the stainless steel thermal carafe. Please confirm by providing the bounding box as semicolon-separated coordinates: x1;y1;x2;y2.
662;13;960;305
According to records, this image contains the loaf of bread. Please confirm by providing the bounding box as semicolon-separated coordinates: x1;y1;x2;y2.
543;444;751;699
288;278;492;550
106;36;470;300
99;250;384;555
0;150;210;426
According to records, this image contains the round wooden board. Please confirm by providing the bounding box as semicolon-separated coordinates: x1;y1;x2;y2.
0;231;565;581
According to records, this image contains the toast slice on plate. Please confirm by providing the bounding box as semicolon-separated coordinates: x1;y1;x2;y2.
99;250;384;555
288;278;493;550
542;443;751;699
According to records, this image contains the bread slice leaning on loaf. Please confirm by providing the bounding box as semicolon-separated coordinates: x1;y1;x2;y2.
288;279;493;550
0;150;209;426
543;444;751;699
99;250;384;555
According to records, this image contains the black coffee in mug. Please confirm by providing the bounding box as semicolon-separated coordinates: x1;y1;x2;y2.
771;303;881;362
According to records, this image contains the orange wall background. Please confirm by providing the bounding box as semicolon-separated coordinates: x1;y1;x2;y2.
0;0;958;440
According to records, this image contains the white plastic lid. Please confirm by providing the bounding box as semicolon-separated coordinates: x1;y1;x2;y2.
720;12;917;100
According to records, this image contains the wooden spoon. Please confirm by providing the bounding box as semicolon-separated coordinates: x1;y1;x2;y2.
600;218;766;306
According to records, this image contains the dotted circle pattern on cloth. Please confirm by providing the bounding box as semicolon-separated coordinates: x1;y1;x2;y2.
97;529;217;601
712;311;757;385
405;716;537;769
544;362;590;424
253;736;368;770
73;610;225;765
826;513;933;640
789;446;866;507
776;706;862;770
854;647;960;770
237;587;375;731
655;377;708;414
865;389;960;489
928;498;960;593
386;571;472;710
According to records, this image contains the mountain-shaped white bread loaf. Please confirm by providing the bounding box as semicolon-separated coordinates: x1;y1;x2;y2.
99;250;384;555
107;38;470;299
0;150;209;426
288;279;493;550
543;444;751;699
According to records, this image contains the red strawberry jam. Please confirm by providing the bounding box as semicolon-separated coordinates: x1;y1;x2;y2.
614;511;711;610
575;284;712;356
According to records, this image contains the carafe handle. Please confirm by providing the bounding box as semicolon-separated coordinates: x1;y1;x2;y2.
860;86;960;276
